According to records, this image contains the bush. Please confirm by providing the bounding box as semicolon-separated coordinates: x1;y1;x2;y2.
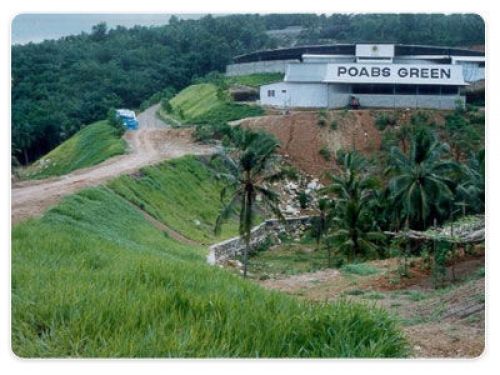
107;108;125;136
297;191;310;209
161;98;173;113
319;146;332;161
375;113;397;130
330;120;338;130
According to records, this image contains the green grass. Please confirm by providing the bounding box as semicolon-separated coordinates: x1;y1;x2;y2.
107;156;240;244
168;83;264;125
226;73;284;87
170;83;220;122
341;264;381;276
12;185;408;357
23;121;126;179
246;243;329;278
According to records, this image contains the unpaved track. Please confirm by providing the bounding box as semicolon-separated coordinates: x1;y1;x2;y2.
11;104;215;224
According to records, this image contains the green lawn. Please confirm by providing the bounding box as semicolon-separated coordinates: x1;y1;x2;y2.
12;185;408;357
22;121;126;179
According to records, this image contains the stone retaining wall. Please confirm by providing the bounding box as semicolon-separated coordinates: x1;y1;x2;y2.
207;216;314;265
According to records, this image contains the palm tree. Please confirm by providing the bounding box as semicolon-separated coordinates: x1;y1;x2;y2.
309;198;333;265
324;151;384;262
455;148;485;215
214;133;284;277
386;127;459;230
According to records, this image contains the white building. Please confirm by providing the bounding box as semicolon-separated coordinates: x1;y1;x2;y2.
227;44;485;110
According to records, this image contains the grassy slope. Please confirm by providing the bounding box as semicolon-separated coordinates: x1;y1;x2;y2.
226;73;284;87
12;186;407;357
169;83;220;121
167;83;264;125
107;156;240;243
23;121;126;179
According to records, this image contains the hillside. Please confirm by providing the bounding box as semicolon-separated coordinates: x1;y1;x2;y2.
20;121;126;180
236;108;482;180
162;82;264;126
11;156;407;357
107;156;242;243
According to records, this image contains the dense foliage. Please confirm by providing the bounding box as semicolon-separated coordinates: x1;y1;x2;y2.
12;15;273;164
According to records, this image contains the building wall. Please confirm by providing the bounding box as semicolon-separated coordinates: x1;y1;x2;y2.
348;93;464;109
261;82;463;109
260;82;328;108
225;59;299;76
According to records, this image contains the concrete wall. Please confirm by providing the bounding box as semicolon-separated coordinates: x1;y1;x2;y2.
349;93;463;109
225;59;299;76
260;82;328;108
261;82;463;109
207;216;313;265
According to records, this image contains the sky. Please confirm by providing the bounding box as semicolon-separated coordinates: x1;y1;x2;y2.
11;14;205;45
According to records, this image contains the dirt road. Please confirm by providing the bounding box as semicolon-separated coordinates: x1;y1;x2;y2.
11;104;215;224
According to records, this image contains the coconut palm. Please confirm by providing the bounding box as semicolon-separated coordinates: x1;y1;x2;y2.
455;148;485;215
214;133;284;277
323;151;384;262
386;127;459;230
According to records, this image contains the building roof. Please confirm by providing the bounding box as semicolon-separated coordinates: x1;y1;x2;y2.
233;44;484;63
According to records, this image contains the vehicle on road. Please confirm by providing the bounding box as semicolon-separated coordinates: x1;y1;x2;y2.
116;109;139;130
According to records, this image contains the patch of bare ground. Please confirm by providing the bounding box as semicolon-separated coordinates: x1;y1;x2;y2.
237;109;447;180
258;250;485;358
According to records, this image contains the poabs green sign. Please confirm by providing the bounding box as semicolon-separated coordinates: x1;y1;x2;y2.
324;64;465;85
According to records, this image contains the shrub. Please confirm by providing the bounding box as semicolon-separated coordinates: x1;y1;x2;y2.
107;108;125;136
330;120;338;130
297;191;310;209
375;113;397;130
161;98;173;113
319;146;332;161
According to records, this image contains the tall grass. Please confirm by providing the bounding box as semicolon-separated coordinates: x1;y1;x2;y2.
22;121;126;179
12;187;407;357
107;156;240;243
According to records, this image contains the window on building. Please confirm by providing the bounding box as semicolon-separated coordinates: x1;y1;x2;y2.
352;84;394;94
395;85;417;95
418;85;441;95
441;85;458;95
267;90;275;97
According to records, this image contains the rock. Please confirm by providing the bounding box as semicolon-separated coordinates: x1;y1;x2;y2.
285;205;299;216
226;259;243;268
307;180;319;190
193;219;201;226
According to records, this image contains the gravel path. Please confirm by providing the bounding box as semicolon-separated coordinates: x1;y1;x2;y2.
11;104;215;224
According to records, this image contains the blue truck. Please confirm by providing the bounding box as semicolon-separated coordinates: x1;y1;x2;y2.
116;109;139;130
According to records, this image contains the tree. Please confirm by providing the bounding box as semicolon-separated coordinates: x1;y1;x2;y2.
455;148;485;215
324;151;384;262
214;133;284;277
387;127;459;230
